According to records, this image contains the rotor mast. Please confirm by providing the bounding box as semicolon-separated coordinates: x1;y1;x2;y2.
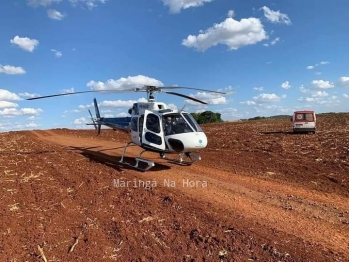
146;85;157;102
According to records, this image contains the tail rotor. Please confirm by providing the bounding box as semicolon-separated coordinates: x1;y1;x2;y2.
93;98;102;135
88;109;97;129
87;98;102;135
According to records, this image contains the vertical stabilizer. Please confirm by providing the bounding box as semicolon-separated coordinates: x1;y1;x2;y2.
93;98;101;135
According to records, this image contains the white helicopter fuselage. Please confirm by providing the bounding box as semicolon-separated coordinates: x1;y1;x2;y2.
26;84;225;170
128;101;207;153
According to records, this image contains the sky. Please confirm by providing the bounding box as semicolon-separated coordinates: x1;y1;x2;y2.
0;0;348;131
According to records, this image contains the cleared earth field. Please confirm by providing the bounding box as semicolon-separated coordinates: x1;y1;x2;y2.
0;113;348;261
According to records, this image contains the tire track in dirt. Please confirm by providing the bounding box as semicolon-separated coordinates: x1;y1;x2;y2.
27;130;349;257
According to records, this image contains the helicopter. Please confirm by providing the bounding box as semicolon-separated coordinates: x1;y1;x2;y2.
27;85;226;171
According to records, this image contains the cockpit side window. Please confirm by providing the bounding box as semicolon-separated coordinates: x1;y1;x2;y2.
163;114;194;135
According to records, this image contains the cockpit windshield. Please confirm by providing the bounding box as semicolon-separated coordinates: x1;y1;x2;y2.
162;113;203;135
182;113;203;132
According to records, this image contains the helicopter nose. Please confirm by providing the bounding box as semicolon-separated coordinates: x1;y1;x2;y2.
196;132;207;148
181;132;207;151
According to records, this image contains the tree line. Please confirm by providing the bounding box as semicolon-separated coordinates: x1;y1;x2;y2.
191;111;223;124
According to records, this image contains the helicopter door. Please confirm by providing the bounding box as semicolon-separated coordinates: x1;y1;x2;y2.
141;110;165;150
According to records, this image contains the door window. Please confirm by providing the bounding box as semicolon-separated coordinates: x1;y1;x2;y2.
146;113;160;133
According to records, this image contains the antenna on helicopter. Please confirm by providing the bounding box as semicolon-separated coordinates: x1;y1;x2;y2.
179;103;187;112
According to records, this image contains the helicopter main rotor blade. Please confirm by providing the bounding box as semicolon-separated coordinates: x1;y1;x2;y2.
26;89;132;100
137;85;226;94
159;86;226;94
164;91;207;104
26;85;226;101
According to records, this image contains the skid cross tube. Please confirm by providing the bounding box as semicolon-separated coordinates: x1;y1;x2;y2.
162;152;201;166
119;142;155;171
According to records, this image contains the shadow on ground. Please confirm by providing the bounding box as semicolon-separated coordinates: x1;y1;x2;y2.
65;145;171;172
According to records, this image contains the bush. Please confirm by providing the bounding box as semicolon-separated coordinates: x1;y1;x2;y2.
191;111;223;124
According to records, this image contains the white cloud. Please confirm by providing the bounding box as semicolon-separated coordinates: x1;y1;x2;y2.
0;108;43;116
298;97;316;102
253;87;263;91
264;37;280;47
27;0;61;7
0;101;19;108
19;92;41;98
261;6;291;25
116;112;128;117
47;9;66;20
343;94;349;98
78;98;148;109
182;13;267;52
10;36;39;52
270;37;280;45
253;93;285;103
74;117;87;125
99;98;148;108
64;109;81;113
0;89;21;101
240;100;256;106
299;85;309;93
69;0;108;9
219;107;243;119
311;80;334;89
317;96;341;106
162;0;214;13
60;88;74;93
0;65;26;75
217;85;236;95
167;103;178;110
227;10;234;18
299;94;340;106
306;61;330;70
26;122;38;128
21;108;43;115
78;103;93;109
281;81;291;89
312;91;328;97
337;76;349;87
186;91;227;105
87;75;163;90
51;49;62;58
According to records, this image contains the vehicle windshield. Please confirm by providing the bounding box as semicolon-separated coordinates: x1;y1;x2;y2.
162;113;202;135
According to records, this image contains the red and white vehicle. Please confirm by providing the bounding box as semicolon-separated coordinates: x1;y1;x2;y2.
291;110;316;133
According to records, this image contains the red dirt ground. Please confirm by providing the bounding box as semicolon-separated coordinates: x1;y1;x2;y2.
0;113;348;261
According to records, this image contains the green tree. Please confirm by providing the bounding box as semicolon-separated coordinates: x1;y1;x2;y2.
248;116;266;120
191;111;223;124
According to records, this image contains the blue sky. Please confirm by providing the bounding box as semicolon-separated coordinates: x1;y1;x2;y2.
0;0;348;131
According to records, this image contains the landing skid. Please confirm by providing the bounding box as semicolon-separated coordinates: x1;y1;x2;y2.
119;142;155;171
119;142;201;171
161;152;201;166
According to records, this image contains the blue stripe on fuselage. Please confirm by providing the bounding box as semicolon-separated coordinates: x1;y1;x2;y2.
99;117;131;128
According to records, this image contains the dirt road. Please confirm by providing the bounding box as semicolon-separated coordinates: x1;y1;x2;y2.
26;127;349;261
